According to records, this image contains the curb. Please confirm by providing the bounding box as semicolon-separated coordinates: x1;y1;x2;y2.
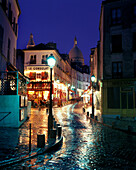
0;136;63;168
87;115;136;136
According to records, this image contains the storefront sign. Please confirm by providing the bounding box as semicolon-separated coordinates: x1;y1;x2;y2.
27;66;48;70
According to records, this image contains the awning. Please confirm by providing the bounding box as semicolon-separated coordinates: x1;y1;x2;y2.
68;89;75;93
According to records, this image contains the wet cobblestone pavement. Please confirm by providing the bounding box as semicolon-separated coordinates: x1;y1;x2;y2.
3;103;136;169
0;108;49;161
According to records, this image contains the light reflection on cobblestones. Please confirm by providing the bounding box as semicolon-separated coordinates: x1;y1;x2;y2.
6;103;136;169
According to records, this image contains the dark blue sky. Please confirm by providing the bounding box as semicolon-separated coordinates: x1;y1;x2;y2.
17;0;103;66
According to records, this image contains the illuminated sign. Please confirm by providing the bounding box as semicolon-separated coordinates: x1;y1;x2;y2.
27;66;48;70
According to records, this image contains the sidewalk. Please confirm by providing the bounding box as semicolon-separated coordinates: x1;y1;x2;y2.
0;107;62;166
84;104;136;135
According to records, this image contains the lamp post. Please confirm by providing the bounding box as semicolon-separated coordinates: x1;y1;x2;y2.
91;75;95;118
47;54;56;137
68;84;70;100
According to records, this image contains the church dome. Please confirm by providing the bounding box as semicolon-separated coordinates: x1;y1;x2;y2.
69;37;84;65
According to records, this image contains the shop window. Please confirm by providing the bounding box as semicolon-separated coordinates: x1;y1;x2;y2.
121;90;133;109
37;73;41;79
112;35;122;53
41;72;48;80
111;8;121;25
112;62;122;79
107;87;120;109
29;72;36;80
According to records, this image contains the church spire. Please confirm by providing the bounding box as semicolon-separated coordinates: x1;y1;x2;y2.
74;36;77;47
27;33;35;49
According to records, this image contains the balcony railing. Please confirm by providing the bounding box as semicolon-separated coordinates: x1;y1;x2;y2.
0;71;28;95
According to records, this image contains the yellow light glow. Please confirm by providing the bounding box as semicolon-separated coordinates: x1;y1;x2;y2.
28;91;35;94
43;91;49;100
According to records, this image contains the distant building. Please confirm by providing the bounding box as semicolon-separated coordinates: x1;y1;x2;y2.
23;34;90;105
69;37;90;102
23;34;71;106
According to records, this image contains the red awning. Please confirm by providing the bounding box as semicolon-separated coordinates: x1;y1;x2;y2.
68;89;75;93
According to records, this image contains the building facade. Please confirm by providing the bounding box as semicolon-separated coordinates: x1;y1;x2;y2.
23;35;90;106
0;0;29;128
92;0;136;122
0;0;20;71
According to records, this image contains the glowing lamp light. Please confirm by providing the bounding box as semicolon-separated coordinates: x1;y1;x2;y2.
68;84;70;87
47;54;56;68
56;79;60;83
71;85;75;89
91;75;95;82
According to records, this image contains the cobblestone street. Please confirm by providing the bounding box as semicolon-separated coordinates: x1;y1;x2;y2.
5;103;136;169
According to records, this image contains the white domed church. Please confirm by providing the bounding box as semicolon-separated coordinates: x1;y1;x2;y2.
69;37;85;66
69;37;90;102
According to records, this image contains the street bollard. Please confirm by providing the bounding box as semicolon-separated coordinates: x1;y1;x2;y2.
57;126;62;139
90;114;94;119
87;112;89;117
29;123;31;153
95;116;98;121
46;108;49;114
54;120;57;128
50;129;57;144
56;123;60;127
83;108;85;113
37;134;45;148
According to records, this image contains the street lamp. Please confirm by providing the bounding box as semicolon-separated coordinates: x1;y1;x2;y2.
67;84;70;101
91;75;95;118
47;54;56;137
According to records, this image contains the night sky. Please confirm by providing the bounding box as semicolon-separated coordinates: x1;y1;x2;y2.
17;0;103;66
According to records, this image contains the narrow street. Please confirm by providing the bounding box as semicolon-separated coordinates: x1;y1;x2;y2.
7;103;136;169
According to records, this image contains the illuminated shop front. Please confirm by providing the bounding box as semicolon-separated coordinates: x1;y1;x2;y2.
24;66;68;106
24;66;51;104
54;81;67;106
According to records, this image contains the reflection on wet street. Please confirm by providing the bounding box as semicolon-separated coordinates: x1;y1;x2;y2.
7;104;136;169
0;108;49;161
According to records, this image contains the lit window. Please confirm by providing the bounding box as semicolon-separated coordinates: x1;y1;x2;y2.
37;73;41;79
